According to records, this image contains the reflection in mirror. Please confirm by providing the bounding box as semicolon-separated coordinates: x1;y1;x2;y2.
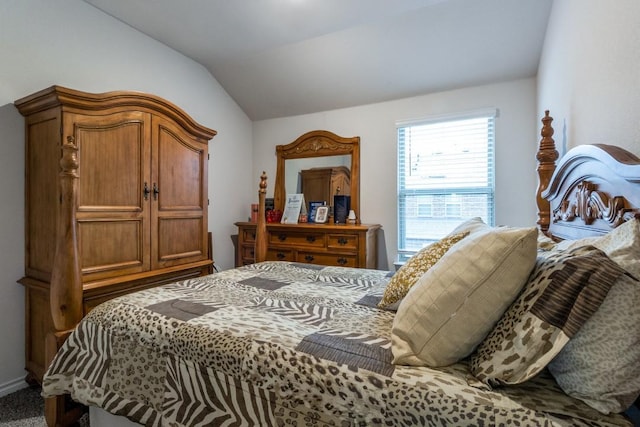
285;155;351;204
274;130;360;221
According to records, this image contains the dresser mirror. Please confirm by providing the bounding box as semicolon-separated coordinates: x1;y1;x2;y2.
274;130;360;220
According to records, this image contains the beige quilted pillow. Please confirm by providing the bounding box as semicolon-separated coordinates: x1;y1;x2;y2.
378;231;468;310
391;226;538;367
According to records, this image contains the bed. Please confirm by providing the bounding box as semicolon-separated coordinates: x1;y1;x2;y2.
41;111;640;426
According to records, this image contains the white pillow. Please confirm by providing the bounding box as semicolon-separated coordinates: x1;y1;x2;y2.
391;226;538;367
448;216;491;236
554;217;640;277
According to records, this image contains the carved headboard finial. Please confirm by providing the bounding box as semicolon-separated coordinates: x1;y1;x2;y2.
259;171;267;194
255;172;268;263
537;111;558;162
536;111;559;234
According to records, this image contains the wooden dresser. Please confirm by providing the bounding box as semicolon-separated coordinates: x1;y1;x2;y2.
235;222;381;268
15;86;216;384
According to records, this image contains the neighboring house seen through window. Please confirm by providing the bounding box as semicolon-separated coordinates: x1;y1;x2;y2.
397;109;496;261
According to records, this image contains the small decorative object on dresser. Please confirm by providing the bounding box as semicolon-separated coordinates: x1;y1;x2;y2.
333;194;351;224
347;209;357;225
266;209;282;223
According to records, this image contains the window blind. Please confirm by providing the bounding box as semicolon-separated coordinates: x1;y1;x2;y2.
397;111;496;259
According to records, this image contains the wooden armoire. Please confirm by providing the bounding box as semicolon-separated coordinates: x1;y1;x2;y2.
300;166;350;207
15;86;216;384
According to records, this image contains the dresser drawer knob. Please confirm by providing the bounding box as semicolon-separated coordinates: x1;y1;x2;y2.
305;255;315;262
337;257;348;265
306;235;316;243
337;237;348;245
277;252;286;260
278;234;287;241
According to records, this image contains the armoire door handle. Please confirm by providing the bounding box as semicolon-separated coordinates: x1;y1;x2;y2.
153;182;159;200
143;182;150;200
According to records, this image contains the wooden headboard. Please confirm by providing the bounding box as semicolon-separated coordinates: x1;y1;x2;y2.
535;110;640;241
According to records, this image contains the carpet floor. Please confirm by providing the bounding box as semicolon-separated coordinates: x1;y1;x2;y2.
0;386;89;427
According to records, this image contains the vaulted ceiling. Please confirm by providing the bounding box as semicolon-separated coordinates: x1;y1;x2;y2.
83;0;553;120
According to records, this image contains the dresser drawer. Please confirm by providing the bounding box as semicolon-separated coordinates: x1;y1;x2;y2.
269;231;325;248
297;251;357;267
235;222;380;269
240;245;255;260
242;228;257;243
327;234;358;251
266;248;295;262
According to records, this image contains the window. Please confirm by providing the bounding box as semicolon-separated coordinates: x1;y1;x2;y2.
397;110;495;260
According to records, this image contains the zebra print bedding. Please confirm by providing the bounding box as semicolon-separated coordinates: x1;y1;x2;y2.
41;261;632;426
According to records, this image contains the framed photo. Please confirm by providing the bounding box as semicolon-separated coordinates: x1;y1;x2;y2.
308;201;326;223
314;206;329;223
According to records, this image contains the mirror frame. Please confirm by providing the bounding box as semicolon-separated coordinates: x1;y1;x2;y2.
274;130;360;221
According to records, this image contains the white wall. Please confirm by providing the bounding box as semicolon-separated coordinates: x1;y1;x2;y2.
0;0;253;394
253;78;538;269
0;104;27;395
538;0;640;156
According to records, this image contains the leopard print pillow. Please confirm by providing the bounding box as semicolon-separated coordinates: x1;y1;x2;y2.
470;245;627;387
378;231;468;309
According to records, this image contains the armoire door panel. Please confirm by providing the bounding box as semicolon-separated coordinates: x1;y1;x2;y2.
155;217;204;264
154;123;205;210
70;111;151;211
78;219;149;279
25;111;61;279
151;116;208;269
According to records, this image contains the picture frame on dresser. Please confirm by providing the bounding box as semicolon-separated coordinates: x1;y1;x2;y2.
314;206;329;223
308;201;326;223
281;193;304;224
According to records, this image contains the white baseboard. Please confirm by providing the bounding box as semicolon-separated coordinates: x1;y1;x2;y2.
0;376;29;398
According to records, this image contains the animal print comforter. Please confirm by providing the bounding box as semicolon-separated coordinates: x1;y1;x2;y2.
42;262;631;426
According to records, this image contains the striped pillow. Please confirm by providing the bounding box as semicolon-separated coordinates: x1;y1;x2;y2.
470;245;627;386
